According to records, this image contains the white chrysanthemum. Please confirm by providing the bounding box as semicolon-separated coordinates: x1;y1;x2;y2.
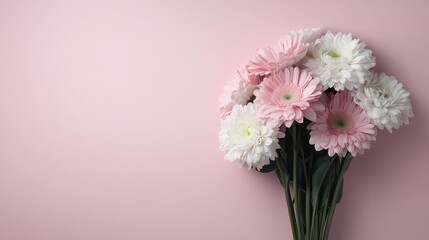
354;72;413;133
290;27;325;44
304;32;376;91
219;103;284;170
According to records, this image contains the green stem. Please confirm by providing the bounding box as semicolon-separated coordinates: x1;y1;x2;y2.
291;123;303;240
314;214;319;240
319;155;337;239
319;195;329;240
322;154;353;240
275;160;298;240
301;145;310;240
309;189;319;240
305;162;311;240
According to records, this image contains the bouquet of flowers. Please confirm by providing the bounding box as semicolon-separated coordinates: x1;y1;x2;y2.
218;28;413;240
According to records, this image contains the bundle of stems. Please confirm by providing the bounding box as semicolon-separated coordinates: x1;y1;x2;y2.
261;121;352;240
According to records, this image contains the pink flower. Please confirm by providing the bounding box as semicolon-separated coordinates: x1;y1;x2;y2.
246;35;309;76
254;67;324;127
308;91;377;157
219;66;262;118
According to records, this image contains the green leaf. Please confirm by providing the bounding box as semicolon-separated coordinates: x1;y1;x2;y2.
333;153;352;204
274;169;285;188
335;178;344;204
315;154;330;168
320;175;334;208
311;157;334;207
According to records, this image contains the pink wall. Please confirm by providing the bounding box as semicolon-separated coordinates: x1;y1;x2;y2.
0;0;428;239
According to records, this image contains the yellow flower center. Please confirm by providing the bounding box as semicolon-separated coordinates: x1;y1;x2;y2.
328;51;341;58
243;127;252;137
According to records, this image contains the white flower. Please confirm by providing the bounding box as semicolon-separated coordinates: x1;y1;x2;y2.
354;72;413;133
304;32;376;91
219;103;284;170
289;27;325;44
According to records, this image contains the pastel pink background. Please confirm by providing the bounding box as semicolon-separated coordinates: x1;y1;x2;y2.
0;0;428;239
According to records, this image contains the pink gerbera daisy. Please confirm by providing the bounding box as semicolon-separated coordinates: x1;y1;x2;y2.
219;66;262;118
254;67;324;127
308;91;377;157
246;35;309;76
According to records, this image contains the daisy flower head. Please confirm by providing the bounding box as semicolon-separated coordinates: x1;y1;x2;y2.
219;103;285;170
289;27;326;44
246;35;309;76
254;67;324;128
304;32;376;91
354;72;413;133
219;66;262;119
308;91;377;157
